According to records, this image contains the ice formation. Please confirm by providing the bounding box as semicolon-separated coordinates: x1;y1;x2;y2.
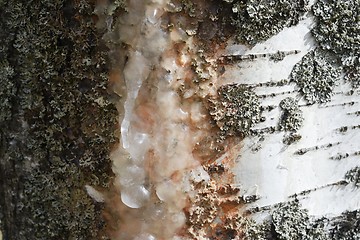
105;0;217;239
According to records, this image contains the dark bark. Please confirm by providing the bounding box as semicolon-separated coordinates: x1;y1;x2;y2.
0;1;117;239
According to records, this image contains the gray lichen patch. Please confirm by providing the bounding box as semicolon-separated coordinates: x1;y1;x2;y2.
246;201;360;240
344;167;360;186
243;200;330;239
272;201;327;240
279;97;304;132
343;61;360;89
229;0;309;45
290;49;341;104
0;0;118;239
312;0;360;88
328;210;360;239
0;60;15;122
244;220;275;240
208;84;261;139
283;133;302;145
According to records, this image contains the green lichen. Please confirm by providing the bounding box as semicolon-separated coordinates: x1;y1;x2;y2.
312;0;360;88
0;0;117;239
279;97;303;132
208;84;261;139
290;49;341;104
230;0;308;45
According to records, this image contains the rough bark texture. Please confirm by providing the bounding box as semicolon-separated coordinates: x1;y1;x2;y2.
1;0;359;239
0;1;118;239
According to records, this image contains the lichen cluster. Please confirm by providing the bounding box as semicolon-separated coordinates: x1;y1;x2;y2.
290;49;341;104
167;0;234;45
169;0;309;46
228;0;308;45
329;210;360;239
208;84;261;139
345;167;360;186
278;97;304;132
246;199;360;240
312;0;360;88
187;180;248;239
283;133;302;145
229;200;333;240
0;0;117;239
245;201;332;239
0;60;15;122
272;201;327;240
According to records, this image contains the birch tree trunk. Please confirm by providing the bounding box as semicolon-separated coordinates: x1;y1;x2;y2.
0;0;359;240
